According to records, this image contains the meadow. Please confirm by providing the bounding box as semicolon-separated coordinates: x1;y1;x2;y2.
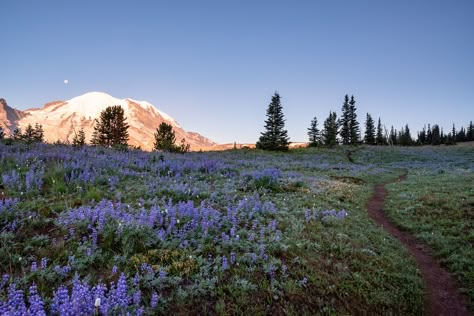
0;142;472;315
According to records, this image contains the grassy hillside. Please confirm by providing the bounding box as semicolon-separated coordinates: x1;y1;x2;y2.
0;142;472;314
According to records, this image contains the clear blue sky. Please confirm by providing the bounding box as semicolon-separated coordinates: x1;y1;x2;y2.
1;0;473;143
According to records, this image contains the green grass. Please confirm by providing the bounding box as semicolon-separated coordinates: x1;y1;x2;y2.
2;142;473;314
384;168;474;308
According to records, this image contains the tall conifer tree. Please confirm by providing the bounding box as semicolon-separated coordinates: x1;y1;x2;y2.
376;118;385;145
348;95;360;144
466;121;473;141
364;113;376;145
91;105;129;147
322;111;338;147
431;124;441;145
339;95;351;145
72;128;86;146
256;92;290;150
307;117;320;147
33;123;44;142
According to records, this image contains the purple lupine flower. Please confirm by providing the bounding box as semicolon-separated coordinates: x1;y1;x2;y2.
250;252;257;264
7;283;27;315
40;257;48;269
27;283;46;316
267;264;276;280
31;261;37;272
1;274;9;289
230;252;236;265
132;289;142;306
91;228;98;249
221;256;229;271
115;273;129;308
159;270;167;281
299;277;308;287
150;292;159;308
112;265;118;274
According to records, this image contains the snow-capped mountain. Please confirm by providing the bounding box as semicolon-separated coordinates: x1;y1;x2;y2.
2;92;216;150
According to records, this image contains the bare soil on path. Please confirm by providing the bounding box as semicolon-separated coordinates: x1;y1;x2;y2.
367;173;471;316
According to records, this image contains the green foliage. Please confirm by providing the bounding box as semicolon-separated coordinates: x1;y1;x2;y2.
153;122;176;151
307;116;321;147
340;95;360;145
364;113;376;145
385;168;474;306
467;121;474;141
72;128;86;146
12;128;22;140
348;96;360;144
376;117;386;145
256;92;290;151
91;105;129;147
340;95;351;145
153;122;190;153
322;111;338;147
398;124;413;146
431;124;441;145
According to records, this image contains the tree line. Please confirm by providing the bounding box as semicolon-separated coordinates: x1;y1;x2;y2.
1;97;472;151
257;92;473;150
0;123;44;143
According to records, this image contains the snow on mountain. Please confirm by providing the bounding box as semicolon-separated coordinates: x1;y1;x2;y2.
14;92;215;150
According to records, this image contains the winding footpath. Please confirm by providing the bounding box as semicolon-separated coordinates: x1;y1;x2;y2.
367;173;471;316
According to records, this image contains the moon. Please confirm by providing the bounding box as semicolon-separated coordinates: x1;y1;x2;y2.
64;79;69;84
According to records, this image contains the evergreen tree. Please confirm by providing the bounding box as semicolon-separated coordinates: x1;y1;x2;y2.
431;124;441;145
456;127;466;142
72;128;86;146
427;124;432;144
256;92;290;150
33;123;44;142
322;111;338;147
452;124;457;145
153;122;177;152
0;127;4;140
445;133;455;145
12;128;22;140
23;124;35;142
467;121;474;141
339;95;351;145
307;116;321;147
390;126;398;145
399;124;412;146
178;138;190;153
376;118;385;145
348;95;360;144
418;126;427;145
91;105;129;147
364;113;376;145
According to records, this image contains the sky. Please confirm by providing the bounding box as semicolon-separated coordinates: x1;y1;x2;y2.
1;0;473;144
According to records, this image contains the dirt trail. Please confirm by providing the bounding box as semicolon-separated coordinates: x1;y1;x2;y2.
367;173;471;316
